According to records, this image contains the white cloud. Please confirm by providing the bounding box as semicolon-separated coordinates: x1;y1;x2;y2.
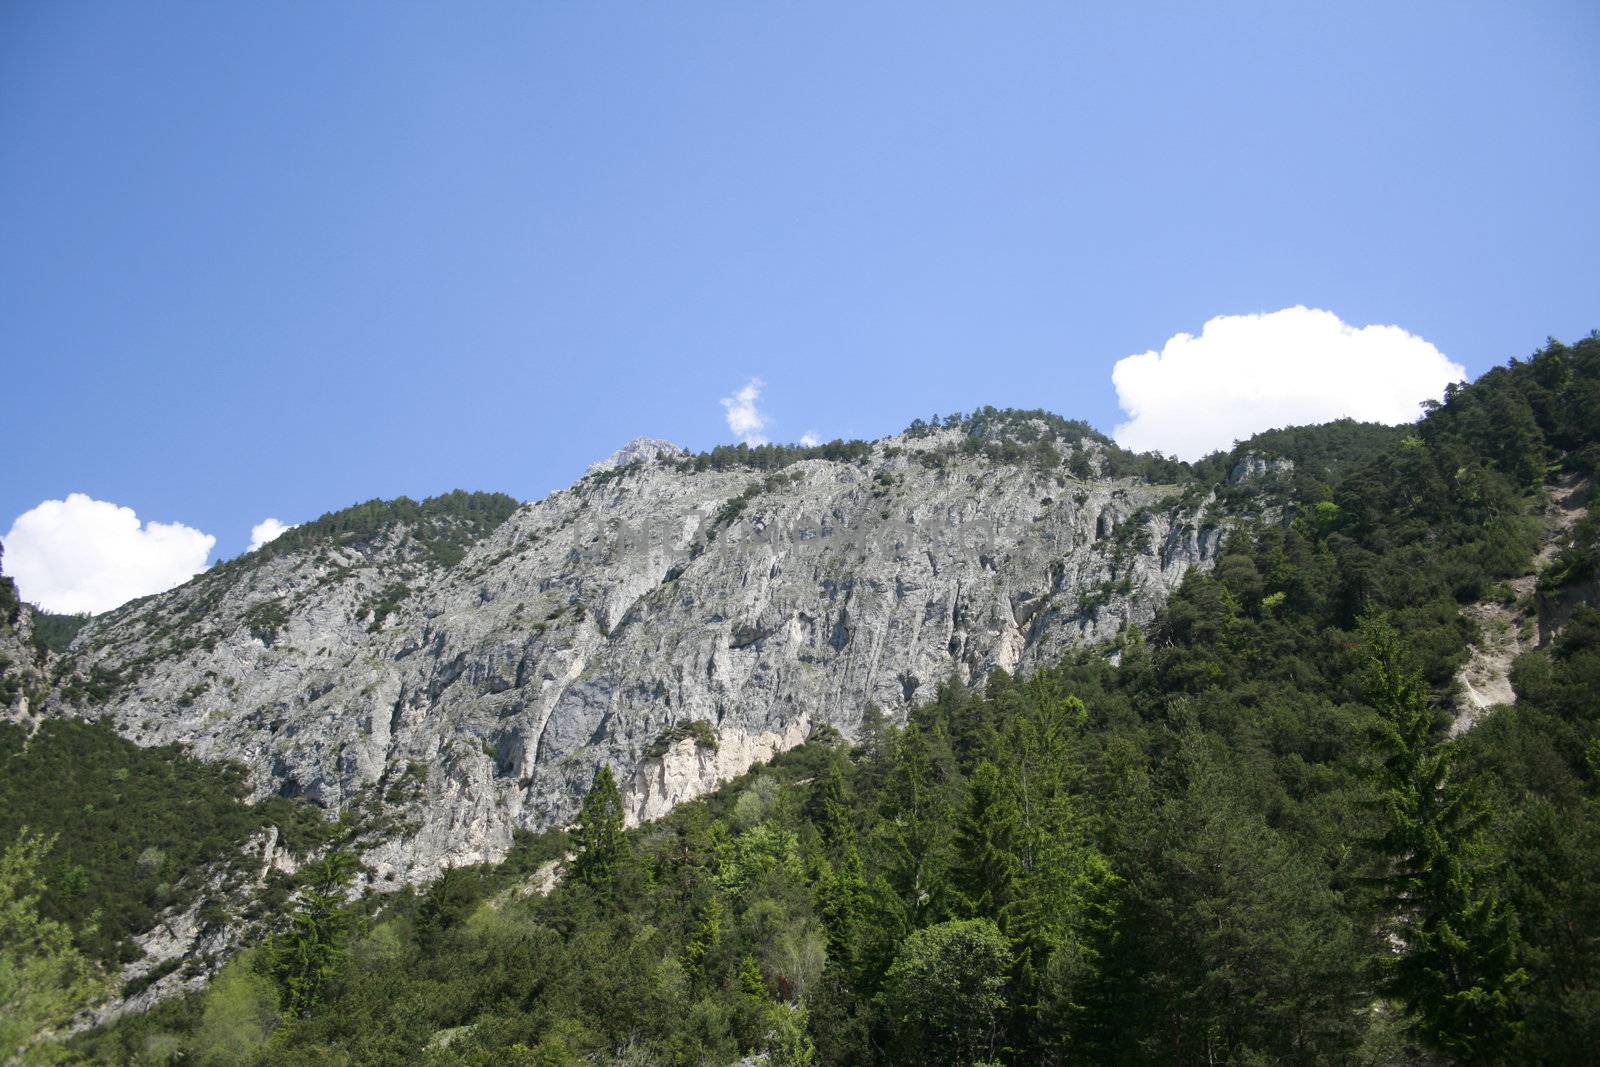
248;517;296;552
721;378;768;445
799;432;821;448
2;494;216;615
1111;306;1466;460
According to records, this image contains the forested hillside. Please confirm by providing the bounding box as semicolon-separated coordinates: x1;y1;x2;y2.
50;334;1596;1065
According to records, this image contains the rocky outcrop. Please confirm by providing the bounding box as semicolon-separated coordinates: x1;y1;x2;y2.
1228;453;1295;485
1;603;48;725
627;718;811;826
54;427;1230;884
1452;474;1591;734
585;436;688;476
77;826;299;1030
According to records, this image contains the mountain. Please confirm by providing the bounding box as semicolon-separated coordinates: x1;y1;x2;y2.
8;334;1599;1065
32;416;1262;887
584;436;689;476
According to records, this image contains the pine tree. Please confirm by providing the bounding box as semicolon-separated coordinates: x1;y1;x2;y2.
952;760;1019;923
938;671;993;770
571;765;626;893
811;843;868;983
683;893;726;989
852;702;895;803
805;760;852;851
808;761;869;982
1361;616;1528;1061
261;851;358;1018
877;722;959;925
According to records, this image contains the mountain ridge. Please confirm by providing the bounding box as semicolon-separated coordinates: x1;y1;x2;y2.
8;334;1600;1060
22;409;1323;889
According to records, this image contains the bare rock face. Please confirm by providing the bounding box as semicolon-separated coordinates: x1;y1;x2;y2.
1452;473;1593;735
585;437;689;476
54;428;1228;884
1228;452;1295;485
1;602;48;724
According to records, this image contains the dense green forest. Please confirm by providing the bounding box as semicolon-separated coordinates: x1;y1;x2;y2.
27;612;92;656
234;490;522;571
0;720;342;966
4;335;1598;1064
664;402;1407;493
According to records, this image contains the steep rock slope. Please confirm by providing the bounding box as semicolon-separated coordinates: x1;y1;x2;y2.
0;554;51;721
52;427;1232;883
1452;473;1593;733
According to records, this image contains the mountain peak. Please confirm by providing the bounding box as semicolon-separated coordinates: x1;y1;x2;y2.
584;436;687;476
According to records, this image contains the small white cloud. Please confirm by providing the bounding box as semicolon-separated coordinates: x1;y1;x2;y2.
799;432;821;448
248;517;296;552
1111;306;1466;460
721;378;768;445
3;494;216;615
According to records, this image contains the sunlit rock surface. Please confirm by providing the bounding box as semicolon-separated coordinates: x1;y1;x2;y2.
57;427;1226;883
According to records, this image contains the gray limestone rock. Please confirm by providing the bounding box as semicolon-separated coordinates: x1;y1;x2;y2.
52;429;1231;885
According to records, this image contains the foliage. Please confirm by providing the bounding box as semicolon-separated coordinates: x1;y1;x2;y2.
260;853;361;1018
1540;507;1599;592
0;831;105;1063
60;331;1600;1064
358;582;412;632
676;439;875;473
243;599;289;644
644;719;719;760
0;719;335;964
879;918;1010;1065
27;612;91;656
1360;616;1527;1060
230;490;520;571
0;540;20;630
569;766;626;893
1192;418;1411;491
191;949;280;1065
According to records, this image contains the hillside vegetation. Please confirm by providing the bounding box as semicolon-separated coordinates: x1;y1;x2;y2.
52;334;1599;1065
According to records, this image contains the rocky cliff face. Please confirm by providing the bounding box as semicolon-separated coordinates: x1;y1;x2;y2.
1;587;48;722
51;426;1229;884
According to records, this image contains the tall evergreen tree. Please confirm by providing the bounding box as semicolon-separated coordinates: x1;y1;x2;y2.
805;760;853;851
876;722;959;926
952;760;1019;924
1361;617;1528;1061
261;852;359;1018
808;760;870;982
571;765;626;893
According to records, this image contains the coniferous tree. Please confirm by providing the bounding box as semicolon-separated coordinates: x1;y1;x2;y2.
941;671;994;770
571;765;626;893
809;761;869;982
414;864;476;951
952;760;1019;924
876;722;959;927
1361;616;1528;1061
683;893;726;990
805;760;852;850
261;852;358;1018
852;703;895;802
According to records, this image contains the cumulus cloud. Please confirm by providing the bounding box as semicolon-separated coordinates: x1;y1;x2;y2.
799;432;821;448
721;378;768;445
2;494;216;615
1111;306;1466;460
248;517;296;552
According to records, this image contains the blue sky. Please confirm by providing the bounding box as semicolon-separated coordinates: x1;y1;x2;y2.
2;3;1597;608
